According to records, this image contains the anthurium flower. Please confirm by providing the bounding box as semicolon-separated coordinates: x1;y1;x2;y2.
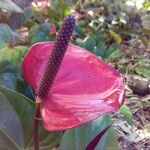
22;14;125;131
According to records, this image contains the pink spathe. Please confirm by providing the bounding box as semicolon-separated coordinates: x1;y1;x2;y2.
22;41;125;131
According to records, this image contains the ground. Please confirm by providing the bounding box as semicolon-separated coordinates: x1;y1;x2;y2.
112;43;150;150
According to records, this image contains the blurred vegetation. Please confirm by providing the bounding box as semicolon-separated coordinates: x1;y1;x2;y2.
0;0;149;82
0;0;149;149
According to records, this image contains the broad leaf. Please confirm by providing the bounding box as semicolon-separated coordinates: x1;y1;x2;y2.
74;25;84;39
95;30;106;58
105;127;119;150
95;41;106;58
104;43;120;59
82;35;96;52
85;125;111;150
59;115;111;150
0;86;62;149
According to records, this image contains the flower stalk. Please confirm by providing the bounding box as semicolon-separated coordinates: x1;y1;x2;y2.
36;14;76;98
33;103;40;150
33;14;76;150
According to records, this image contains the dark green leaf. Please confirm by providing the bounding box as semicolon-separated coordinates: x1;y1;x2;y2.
0;86;62;149
0;73;16;90
94;30;106;57
95;41;106;57
60;115;111;150
82;35;96;52
104;43;120;59
28;23;55;44
0;86;34;149
74;25;84;39
85;126;111;150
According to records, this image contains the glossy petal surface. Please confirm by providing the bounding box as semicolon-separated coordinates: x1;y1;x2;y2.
22;41;125;131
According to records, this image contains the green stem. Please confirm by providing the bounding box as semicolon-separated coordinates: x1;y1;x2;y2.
33;102;41;150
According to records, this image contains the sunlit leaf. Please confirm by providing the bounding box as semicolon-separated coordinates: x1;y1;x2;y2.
104;43;120;59
109;30;121;44
135;59;150;77
105;127;119;150
119;105;133;126
0;45;28;65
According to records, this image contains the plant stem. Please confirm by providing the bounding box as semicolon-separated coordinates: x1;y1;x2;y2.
33;102;41;150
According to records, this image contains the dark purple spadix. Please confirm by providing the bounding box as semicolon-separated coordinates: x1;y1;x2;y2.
36;14;76;98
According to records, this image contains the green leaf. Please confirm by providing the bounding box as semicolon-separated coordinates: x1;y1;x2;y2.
135;59;150;77
119;105;133;126
0;23;23;45
0;85;34;149
28;23;55;44
0;73;16;90
143;2;150;9
47;1;70;22
0;86;62;149
94;30;106;57
0;24;14;47
74;25;84;39
86;125;111;150
0;46;27;92
82;35;96;52
109;30;121;44
105;127;119;150
95;41;106;58
104;43;120;59
60;115;111;150
0;45;28;65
